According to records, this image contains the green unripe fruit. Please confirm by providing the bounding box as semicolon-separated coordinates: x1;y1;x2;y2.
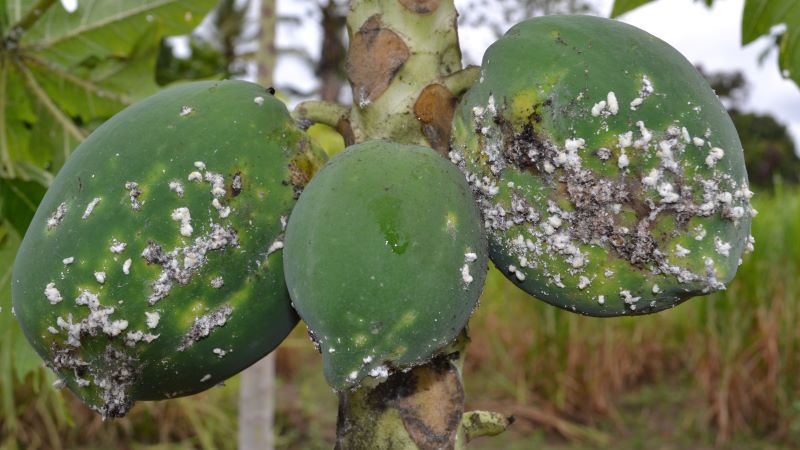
12;80;327;418
283;141;487;390
451;16;755;316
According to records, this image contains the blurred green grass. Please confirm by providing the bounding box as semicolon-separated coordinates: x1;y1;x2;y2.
2;185;799;450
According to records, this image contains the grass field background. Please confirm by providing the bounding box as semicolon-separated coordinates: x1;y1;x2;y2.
1;184;798;450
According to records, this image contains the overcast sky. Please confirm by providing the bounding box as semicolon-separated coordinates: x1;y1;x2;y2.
594;0;800;152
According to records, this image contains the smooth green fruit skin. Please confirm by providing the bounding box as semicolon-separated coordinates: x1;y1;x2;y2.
451;16;753;317
12;80;326;417
284;141;488;391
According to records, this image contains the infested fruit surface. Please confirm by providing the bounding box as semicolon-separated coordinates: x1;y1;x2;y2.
451;16;755;316
283;141;487;390
12;80;326;418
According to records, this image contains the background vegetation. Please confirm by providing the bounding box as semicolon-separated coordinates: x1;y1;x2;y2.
2;0;799;449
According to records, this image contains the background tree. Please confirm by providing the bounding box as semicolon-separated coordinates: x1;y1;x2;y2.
238;3;279;450
698;65;800;187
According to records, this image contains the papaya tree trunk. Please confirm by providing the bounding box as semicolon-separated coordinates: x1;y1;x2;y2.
238;1;278;450
329;1;509;449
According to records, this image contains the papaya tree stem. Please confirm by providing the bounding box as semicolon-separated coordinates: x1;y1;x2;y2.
333;1;508;448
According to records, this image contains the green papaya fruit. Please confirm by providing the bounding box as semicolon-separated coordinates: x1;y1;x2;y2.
12;80;327;418
283;141;487;390
451;16;755;316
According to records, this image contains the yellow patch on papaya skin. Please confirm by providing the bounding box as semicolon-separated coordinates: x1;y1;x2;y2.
510;90;541;124
184;301;209;324
398;310;418;327
445;212;458;236
225;284;255;309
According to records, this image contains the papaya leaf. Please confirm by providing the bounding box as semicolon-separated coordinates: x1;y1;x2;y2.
611;0;715;17
0;223;21;427
610;0;657;17
741;0;797;44
779;27;800;86
12;325;44;383
740;0;800;85
0;177;47;236
0;0;217;178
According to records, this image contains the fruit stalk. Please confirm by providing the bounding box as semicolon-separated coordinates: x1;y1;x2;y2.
335;334;468;449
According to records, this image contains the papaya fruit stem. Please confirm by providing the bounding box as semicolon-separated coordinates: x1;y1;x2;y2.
442;66;482;98
335;331;473;450
292;100;354;144
458;410;515;443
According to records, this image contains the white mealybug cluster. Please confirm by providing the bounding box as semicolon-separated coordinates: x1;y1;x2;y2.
46;202;68;230
142;224;238;305
368;365;390;379
590;92;619;117
620;290;641;310
617;149;630;169
630;75;654;110
180;106;194;117
55;290;129;347
674;245;691;257
188;162;235;218
45;282;63;305
169;180;185;197
124;182;143;211
449;67;755;313
211;198;231;218
171;207;193;237
705;147;725;168
82;197;102;219
461;252;478;286
205;172;226;198
110;240;127;254
461;265;473;285
508;264;526;281
177;304;233;351
145;311;160;329
714;236;732;256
